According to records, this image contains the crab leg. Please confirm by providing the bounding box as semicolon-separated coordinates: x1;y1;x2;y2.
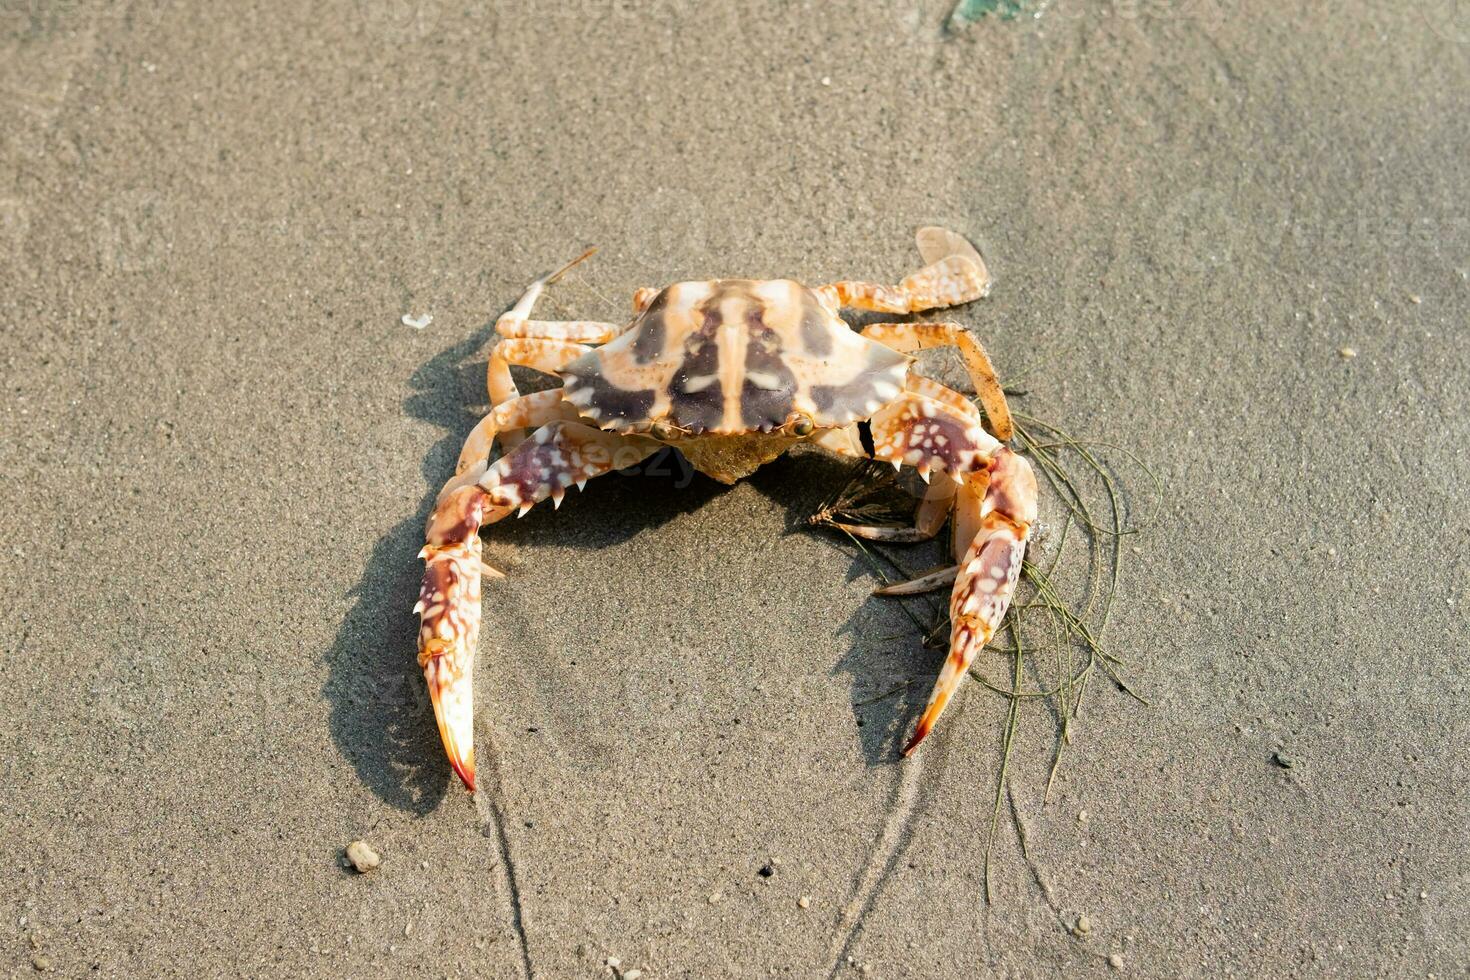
438;389;583;504
496;320;625;342
869;385;1002;482
829;478;955;542
861;322;1013;441
902;448;1037;755
858;373;1037;753
418;485;498;791
817;253;990;314
487;338;596;406
488;249;612;448
873;564;959;597
816;225;991;314
416;421;659;791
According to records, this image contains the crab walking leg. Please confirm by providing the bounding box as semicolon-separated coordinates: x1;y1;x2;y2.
416;421;661;790
487;248;598;445
830;478;955;543
902;447;1038;756
487;338;598;451
486;338;596;404
496;320;625;342
816;253;990;315
873;564;959;597
861;322;1014;441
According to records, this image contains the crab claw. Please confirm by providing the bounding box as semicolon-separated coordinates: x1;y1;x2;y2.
423;639;476;790
416;485;493;792
903;448;1036;756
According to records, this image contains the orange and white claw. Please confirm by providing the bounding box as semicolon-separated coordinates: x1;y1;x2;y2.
416;536;482;791
902;448;1037;756
416;485;496;792
423;642;476;790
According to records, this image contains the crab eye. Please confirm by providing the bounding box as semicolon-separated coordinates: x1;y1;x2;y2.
790;414;815;437
651;419;678;441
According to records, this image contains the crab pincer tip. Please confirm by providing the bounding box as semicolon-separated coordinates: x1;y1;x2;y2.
426;666;477;793
433;710;476;792
900;722;932;758
450;752;477;793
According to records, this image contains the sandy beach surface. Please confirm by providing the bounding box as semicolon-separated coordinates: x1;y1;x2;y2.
3;1;1467;976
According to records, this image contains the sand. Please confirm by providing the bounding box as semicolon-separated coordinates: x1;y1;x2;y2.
2;1;1467;976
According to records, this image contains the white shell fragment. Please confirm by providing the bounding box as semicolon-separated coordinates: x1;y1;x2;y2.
402;313;434;330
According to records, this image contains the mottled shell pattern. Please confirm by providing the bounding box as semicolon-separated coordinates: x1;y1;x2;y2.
560;279;910;435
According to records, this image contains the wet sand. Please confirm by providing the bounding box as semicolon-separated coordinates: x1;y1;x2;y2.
2;1;1468;976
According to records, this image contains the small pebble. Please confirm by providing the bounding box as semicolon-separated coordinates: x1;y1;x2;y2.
1073;914;1092;936
606;957;620;969
798;895;811;909
1409;294;1422;304
1338;347;1357;359
1270;751;1295;769
624;971;643;980
1078;810;1089;823
1108;953;1124;970
31;954;51;972
1420;891;1428;900
345;840;381;873
402;313;433;330
707;892;722;904
758;863;776;879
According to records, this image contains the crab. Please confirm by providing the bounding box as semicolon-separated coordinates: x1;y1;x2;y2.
415;227;1038;791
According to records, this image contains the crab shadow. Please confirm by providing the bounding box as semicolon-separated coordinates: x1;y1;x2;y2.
501;449;939;769
747;454;942;767
487;448;938;770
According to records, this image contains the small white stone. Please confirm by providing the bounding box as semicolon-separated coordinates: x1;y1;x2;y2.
402;313;433;330
798;895;811;909
345;840;381;873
